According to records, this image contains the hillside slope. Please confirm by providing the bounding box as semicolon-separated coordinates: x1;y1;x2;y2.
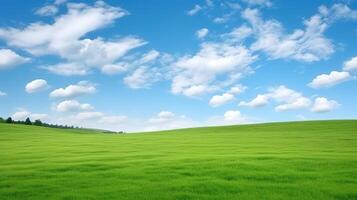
1;120;357;200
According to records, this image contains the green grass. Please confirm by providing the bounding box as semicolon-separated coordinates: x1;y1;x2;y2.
1;120;357;200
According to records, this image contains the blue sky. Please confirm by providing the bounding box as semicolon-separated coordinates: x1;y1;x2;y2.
0;0;356;132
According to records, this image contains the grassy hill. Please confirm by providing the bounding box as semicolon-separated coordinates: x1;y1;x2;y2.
1;120;357;200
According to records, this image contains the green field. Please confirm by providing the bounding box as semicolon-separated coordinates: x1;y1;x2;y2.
1;120;357;200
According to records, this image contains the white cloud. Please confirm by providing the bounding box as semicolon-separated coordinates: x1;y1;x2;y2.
12;110;48;121
54;110;128;131
224;110;247;122
209;85;246;107
318;4;357;22
138;50;160;64
55;100;94;112
309;71;350;89
228;84;247;94
225;25;253;43
239;85;311;111
50;81;96;98
124;66;161;89
101;63;128;75
35;0;68;16
25;79;49;93
213;13;233;24
343;56;357;71
145;111;194;131
0;49;29;69
0;91;7;96
239;94;269;107
172;42;256;97
207;110;250;126
187;5;202;16
242;8;333;62
196;28;209;39
274;96;311;112
311;97;339;113
0;2;145;75
35;5;58;16
44;63;89;76
268;85;311;111
209;93;234;107
242;0;272;7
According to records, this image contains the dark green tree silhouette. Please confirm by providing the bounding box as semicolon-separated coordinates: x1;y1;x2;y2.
5;117;13;123
25;118;32;125
34;120;42;126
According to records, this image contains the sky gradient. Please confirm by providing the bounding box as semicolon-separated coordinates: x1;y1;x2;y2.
0;0;356;132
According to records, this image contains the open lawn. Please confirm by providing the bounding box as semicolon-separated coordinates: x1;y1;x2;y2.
1;120;357;200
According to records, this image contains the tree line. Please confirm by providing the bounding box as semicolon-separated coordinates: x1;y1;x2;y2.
0;117;79;129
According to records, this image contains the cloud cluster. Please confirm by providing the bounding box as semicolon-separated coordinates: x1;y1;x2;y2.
240;85;338;113
209;85;246;107
0;1;145;75
242;8;333;62
172;42;256;97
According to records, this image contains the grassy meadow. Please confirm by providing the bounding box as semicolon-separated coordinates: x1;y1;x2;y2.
1;120;357;200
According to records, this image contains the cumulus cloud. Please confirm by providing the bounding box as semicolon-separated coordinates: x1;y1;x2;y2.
196;28;209;39
12;110;48;121
311;97;339;113
224;110;247;122
208;110;249;126
25;79;49;93
187;5;202;16
0;49;29;69
239;94;269;107
309;71;350;89
343;56;357;71
209;85;246;107
209;93;234;107
171;42;256;97
50;81;96;98
239;85;311;111
55;100;94;112
0;1;145;75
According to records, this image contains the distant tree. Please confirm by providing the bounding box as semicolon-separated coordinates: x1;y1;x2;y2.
0;117;4;123
6;117;13;123
33;120;42;126
24;118;32;125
